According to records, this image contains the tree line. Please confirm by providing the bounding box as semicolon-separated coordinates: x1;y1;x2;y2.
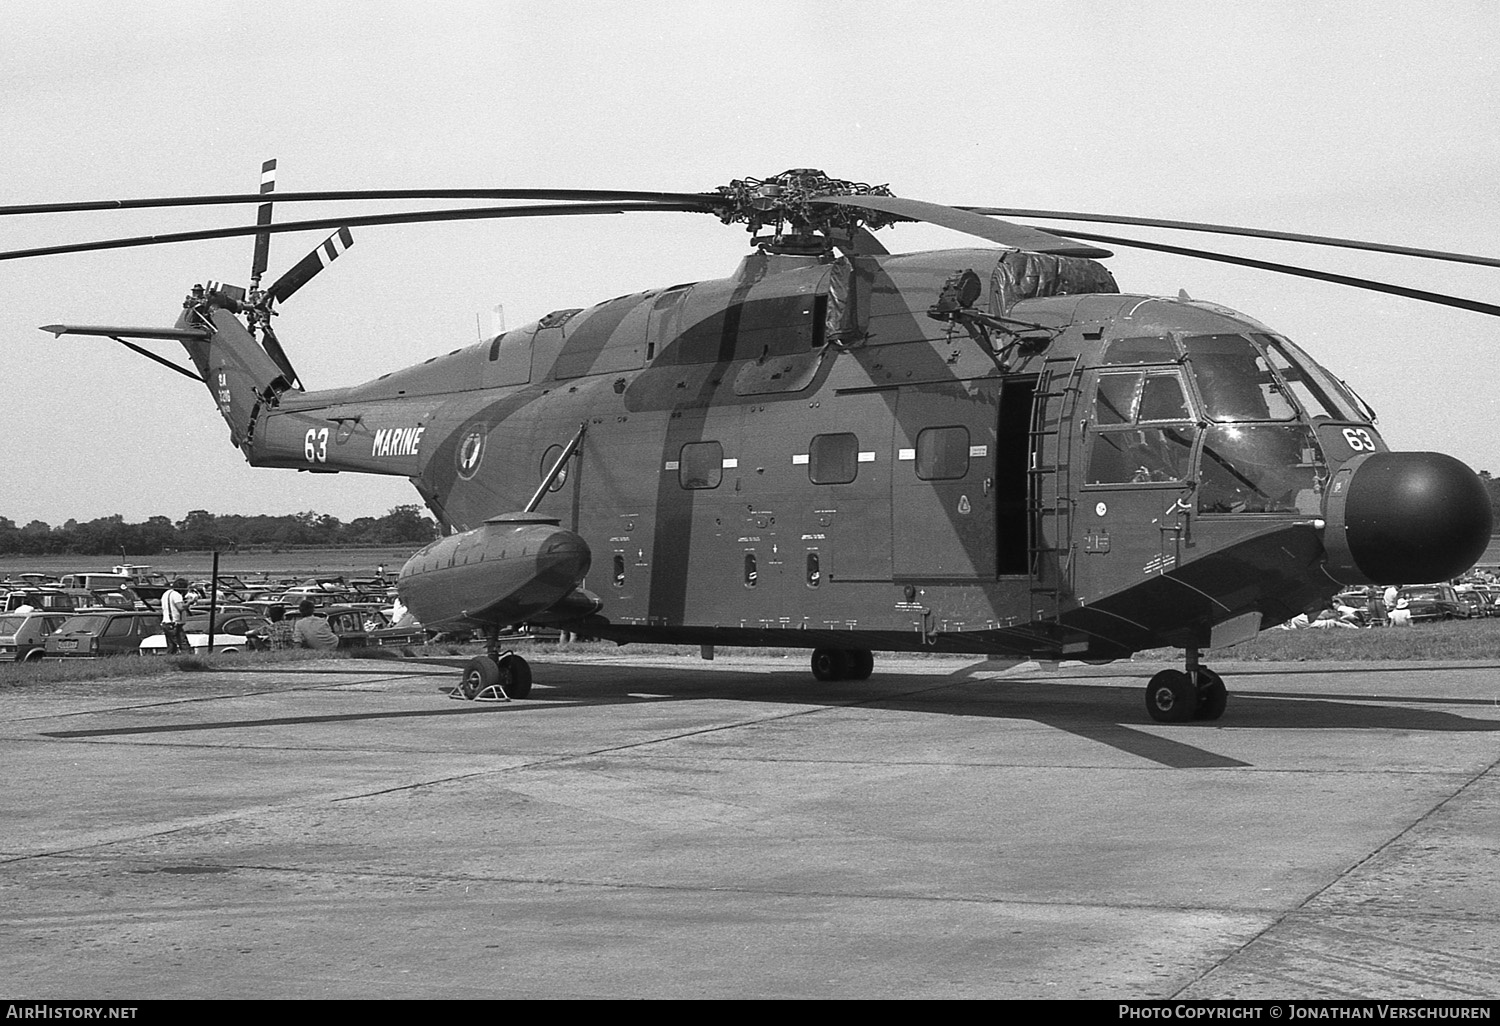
0;506;438;555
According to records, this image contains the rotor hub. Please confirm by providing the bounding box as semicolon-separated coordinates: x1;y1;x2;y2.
713;169;897;242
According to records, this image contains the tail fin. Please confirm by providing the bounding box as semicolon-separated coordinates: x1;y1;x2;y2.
176;288;298;452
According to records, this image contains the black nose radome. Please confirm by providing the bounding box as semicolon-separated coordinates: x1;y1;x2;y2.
1323;452;1493;585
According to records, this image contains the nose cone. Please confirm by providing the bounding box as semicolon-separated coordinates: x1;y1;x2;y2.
1324;452;1493;584
537;529;592;587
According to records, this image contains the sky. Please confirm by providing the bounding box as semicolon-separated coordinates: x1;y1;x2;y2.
2;0;1498;526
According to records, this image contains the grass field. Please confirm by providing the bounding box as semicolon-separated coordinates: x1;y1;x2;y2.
0;547;418;581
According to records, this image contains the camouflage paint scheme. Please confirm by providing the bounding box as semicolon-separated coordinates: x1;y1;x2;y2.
173;243;1486;660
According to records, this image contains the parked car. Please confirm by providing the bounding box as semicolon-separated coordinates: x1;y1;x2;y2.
138;610;273;656
3;588;87;614
0;611;71;661
1398;584;1465;623
288;605;424;648
42;610;163;658
138;617;268;656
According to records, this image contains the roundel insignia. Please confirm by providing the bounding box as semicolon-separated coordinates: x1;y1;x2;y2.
456;426;486;480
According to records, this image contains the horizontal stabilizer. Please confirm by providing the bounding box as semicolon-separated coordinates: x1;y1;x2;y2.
40;324;211;340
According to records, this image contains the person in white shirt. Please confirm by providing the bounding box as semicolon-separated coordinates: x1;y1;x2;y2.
160;578;193;654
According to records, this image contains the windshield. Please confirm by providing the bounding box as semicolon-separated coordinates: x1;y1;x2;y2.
0;616;27;635
1198;424;1324;514
56;615;108;634
1183;334;1296;421
1257;335;1366;421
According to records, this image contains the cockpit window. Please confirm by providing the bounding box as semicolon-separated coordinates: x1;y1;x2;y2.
1087;370;1197;485
1256;335;1366;421
1197;424;1325;514
1094;371;1191;425
1102;335;1177;365
1183;334;1296;422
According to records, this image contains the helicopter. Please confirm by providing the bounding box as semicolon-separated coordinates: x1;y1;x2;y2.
6;165;1494;718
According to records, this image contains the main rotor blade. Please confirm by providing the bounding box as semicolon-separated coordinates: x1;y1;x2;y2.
268;227;353;304
809;194;1113;259
0;189;719;217
963;206;1500;270
1040;227;1500;318
0;201;705;262
250;159;276;284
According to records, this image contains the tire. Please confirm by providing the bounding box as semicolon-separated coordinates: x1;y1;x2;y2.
498;655;533;699
810;648;849;682
843;649;874;681
1194;669;1228;721
22;650;44;663
461;656;501;699
1145;669;1198;723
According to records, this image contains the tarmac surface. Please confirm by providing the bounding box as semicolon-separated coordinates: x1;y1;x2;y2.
2;650;1499;1000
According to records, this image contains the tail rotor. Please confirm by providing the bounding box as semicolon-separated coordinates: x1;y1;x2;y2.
243;159;354;392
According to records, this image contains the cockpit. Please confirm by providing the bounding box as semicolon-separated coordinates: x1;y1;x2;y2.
1086;332;1374;514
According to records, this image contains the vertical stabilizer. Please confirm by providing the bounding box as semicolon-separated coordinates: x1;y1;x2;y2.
176;291;297;452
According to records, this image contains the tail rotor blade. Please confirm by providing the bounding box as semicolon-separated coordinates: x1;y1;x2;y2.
267;226;353;305
250;159;276;286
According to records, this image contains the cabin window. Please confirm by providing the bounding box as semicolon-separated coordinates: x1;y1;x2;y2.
744;552;758;587
809;432;858;485
539;444;568;492
678;441;724;489
805;552;821;588
612;555;626;587
916;426;970;480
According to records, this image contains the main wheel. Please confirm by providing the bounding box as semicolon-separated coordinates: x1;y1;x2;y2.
811;648;849;681
1145;669;1198;723
498;655;533;699
461;656;501;699
1194;668;1228;721
843;649;874;681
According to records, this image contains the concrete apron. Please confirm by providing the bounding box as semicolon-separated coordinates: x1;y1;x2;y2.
1;655;1497;999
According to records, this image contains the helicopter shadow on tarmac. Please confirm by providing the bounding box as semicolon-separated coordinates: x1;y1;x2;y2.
45;657;1500;772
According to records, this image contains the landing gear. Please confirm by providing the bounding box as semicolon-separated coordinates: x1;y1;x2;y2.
1194;668;1227;721
810;648;874;681
1144;648;1227;723
845;649;874;681
1145;669;1197;723
455;627;533;701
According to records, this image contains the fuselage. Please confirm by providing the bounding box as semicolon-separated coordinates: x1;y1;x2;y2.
186;245;1491;659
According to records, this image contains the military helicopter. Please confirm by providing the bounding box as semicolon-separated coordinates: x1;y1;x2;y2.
6;166;1495;718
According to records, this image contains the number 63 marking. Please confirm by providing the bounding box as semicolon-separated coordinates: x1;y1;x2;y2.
1342;427;1377;452
304;427;329;463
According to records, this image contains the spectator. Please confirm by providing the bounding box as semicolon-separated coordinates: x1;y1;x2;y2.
292;599;338;650
161;578;192;654
264;604;295;650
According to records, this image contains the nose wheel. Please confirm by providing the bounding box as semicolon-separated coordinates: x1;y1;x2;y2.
1144;649;1227;723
